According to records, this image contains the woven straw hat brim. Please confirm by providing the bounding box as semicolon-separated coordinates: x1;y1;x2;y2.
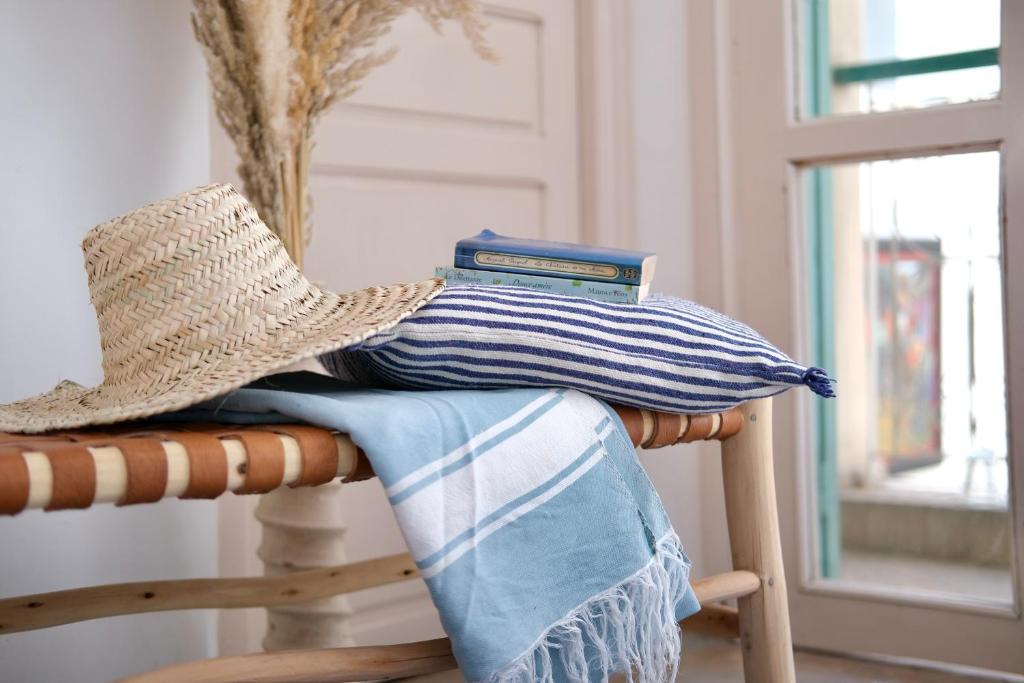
0;279;442;433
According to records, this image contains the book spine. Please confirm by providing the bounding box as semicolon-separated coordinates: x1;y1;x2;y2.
453;250;645;285
435;267;641;304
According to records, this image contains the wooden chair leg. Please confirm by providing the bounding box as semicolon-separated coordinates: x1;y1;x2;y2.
720;398;796;682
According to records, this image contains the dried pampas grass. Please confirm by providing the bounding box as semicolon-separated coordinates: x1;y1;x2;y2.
192;0;494;267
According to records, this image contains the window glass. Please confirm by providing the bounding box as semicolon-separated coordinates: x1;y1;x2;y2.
804;151;1012;603
800;0;1000;118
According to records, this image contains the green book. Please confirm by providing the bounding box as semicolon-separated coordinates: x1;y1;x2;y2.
435;266;648;304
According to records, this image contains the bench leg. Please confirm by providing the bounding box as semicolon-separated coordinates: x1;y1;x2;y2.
256;483;356;650
720;398;796;682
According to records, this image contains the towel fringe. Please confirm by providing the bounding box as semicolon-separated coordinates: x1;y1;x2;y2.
486;533;691;683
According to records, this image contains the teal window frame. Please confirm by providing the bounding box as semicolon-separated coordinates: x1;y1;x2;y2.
803;0;841;580
833;47;999;85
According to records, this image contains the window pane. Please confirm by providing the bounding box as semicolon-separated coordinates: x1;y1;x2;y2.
804;151;1012;604
799;0;1000;118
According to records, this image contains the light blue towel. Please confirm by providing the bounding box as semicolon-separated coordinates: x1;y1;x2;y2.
170;372;699;683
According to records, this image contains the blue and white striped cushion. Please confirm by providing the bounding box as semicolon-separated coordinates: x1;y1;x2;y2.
321;285;834;414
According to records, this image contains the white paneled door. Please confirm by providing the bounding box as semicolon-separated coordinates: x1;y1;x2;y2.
215;0;581;650
306;0;578;644
304;0;579;293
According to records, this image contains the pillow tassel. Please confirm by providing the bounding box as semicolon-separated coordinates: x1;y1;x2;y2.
801;367;837;398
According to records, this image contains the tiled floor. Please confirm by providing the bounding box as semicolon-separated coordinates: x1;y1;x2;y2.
681;635;1012;682
411;636;1013;683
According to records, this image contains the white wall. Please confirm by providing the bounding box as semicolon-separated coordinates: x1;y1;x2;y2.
626;0;711;576
0;2;216;681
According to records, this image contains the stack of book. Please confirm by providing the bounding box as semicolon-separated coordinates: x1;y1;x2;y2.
435;229;656;304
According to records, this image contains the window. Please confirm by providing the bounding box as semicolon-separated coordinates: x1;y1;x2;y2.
800;0;1000;118
803;151;1011;602
708;0;1024;669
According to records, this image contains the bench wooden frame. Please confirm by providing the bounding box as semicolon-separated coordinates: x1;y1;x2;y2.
0;398;795;682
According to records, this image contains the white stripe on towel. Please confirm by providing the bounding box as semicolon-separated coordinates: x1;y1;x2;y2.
394;390;609;562
419;432;612;579
384;390;563;499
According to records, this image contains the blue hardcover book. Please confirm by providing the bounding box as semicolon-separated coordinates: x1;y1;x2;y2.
454;229;656;286
435;266;648;304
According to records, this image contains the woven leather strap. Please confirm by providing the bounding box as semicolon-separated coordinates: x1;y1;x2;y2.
176;433;230;499
0;449;30;515
223;431;286;494
111;437;169;505
269;425;340;487
44;445;96;510
0;406;744;515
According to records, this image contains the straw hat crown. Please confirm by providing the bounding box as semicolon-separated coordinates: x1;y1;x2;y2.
0;183;443;432
86;184;319;387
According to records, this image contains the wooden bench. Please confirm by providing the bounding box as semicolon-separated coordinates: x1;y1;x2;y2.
0;398;794;682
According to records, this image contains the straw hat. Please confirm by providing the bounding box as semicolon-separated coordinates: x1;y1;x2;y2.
0;184;443;433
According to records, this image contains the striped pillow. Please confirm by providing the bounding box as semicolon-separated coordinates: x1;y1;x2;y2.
321;285;834;414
